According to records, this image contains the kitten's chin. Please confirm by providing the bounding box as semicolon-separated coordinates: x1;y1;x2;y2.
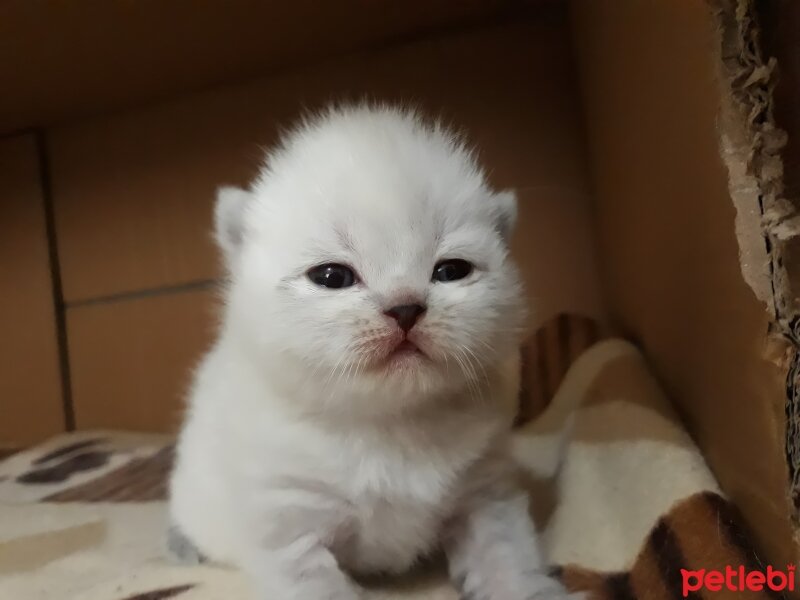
370;340;427;372
259;342;490;415
321;354;454;411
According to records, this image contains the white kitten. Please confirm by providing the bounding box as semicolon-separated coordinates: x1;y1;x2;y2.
168;105;570;600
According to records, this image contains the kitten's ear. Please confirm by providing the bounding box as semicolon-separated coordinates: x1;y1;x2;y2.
214;185;250;267
494;190;517;243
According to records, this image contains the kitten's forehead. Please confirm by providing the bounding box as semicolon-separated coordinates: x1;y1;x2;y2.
249;107;496;252
337;208;440;259
278;181;477;260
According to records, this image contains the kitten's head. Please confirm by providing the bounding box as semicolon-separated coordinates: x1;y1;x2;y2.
218;105;525;413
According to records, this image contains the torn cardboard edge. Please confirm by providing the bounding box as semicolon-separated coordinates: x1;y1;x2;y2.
711;0;800;530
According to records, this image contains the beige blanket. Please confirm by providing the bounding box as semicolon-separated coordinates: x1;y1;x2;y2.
0;315;775;600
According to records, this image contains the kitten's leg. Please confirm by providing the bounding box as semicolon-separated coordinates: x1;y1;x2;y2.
444;458;571;600
241;493;362;600
166;522;206;565
245;536;362;600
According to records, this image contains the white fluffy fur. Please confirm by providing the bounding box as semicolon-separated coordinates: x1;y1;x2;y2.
169;105;571;600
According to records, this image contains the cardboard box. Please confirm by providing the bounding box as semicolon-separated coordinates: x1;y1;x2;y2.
571;0;796;573
0;0;797;574
66;289;217;433
0;137;64;448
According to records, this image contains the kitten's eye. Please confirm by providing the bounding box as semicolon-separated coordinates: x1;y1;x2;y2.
307;264;357;289
432;259;473;283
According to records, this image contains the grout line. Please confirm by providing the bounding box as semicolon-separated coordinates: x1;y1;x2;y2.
67;279;220;309
35;131;76;431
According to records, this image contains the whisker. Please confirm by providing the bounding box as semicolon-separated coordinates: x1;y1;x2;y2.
462;345;490;389
453;348;481;404
470;336;498;358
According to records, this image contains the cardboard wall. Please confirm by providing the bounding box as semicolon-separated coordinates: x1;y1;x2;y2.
0;136;64;448
66;290;217;432
0;0;552;135
44;13;602;432
570;0;796;567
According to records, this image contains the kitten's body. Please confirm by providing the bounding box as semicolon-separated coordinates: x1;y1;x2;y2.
169;106;571;599
171;343;518;572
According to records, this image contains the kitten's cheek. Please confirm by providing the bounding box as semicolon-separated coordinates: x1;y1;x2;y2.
357;330;404;363
406;330;443;363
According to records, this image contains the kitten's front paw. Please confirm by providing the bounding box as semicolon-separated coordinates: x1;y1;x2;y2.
524;573;584;600
457;573;585;600
527;591;586;600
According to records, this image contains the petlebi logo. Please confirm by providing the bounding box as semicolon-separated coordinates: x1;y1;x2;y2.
681;565;796;596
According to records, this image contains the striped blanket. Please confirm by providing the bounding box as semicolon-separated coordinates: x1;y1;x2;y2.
0;315;777;600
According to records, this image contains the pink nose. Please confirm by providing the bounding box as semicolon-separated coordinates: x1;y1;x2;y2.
384;303;426;332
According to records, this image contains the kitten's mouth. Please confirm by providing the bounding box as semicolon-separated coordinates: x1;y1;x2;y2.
382;339;427;367
365;337;429;372
392;340;422;356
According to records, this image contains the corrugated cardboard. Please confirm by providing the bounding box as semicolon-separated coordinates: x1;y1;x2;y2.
763;0;800;207
714;0;800;561
760;0;800;538
0;136;64;447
